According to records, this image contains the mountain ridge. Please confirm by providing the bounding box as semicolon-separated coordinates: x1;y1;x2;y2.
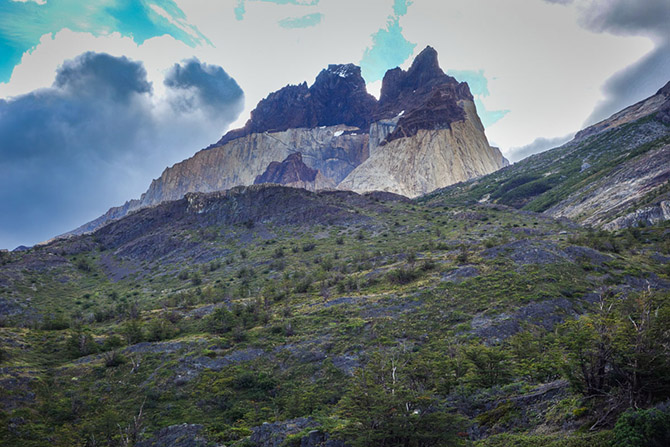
424;79;670;230
65;46;506;238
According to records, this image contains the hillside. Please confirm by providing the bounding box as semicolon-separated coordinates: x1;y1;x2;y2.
1;184;669;446
425;81;670;230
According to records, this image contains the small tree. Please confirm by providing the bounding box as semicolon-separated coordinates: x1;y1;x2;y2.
122;319;144;345
339;349;467;447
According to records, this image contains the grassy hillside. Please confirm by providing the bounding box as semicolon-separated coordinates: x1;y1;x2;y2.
1;185;669;446
423;114;670;229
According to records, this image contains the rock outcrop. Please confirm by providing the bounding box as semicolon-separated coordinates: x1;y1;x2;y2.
254;152;336;191
339;100;507;197
432;78;670;230
574;80;670;142
217;63;377;145
69;46;506;235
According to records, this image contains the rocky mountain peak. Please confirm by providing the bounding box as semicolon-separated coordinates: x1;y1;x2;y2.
310;63;377;129
404;46;445;87
69;46;507;235
217;63;376;145
374;46;474;144
377;46;471;116
325;63;360;79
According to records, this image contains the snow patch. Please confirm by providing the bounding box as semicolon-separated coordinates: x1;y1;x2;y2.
329;64;355;78
333;130;344;137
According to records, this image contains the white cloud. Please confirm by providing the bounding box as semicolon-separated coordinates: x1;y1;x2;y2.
10;0;46;4
0;0;658;160
400;0;652;155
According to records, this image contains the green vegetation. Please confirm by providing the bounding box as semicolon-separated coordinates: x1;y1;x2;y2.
1;180;669;446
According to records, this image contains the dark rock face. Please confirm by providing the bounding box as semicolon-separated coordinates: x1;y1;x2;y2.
249;418;318;447
656;81;670;125
218;64;377;145
218;48;473;147
255;153;318;185
376;46;472;144
311;64;377;129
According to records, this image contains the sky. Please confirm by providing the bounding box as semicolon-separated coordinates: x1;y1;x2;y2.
0;0;668;249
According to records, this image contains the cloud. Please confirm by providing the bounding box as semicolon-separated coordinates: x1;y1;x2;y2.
10;0;46;4
164;58;244;117
0;0;208;82
360;1;415;83
447;69;510;128
278;12;323;28
0;52;243;249
574;0;670;124
505;133;575;163
399;0;650;153
54;52;152;100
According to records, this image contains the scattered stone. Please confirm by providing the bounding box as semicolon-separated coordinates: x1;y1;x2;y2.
249;418;319;447
441;266;479;283
136;423;218;447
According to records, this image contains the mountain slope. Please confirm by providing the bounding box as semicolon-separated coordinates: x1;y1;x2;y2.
425;80;670;229
2;183;669;447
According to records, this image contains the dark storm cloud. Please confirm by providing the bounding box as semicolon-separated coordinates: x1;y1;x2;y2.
54;52;152;100
506;133;575;163
0;53;244;249
578;0;670;36
577;0;670;125
164;58;243;117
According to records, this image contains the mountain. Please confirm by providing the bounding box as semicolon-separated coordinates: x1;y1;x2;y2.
68;47;506;236
426;80;670;229
2;181;669;446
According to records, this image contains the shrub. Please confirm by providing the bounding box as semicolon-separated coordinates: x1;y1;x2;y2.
103;350;127;368
146;318;177;342
387;267;420;285
122;319;144;345
612;405;670;447
205;308;238;334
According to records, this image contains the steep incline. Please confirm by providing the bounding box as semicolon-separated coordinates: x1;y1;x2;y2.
424;80;670;229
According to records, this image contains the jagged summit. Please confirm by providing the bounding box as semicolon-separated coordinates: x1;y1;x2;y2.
326;63;359;79
379;46;459;104
217;46;473;146
217;62;376;145
375;46;473;143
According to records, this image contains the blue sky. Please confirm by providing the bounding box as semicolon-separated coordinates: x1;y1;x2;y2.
0;0;668;248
